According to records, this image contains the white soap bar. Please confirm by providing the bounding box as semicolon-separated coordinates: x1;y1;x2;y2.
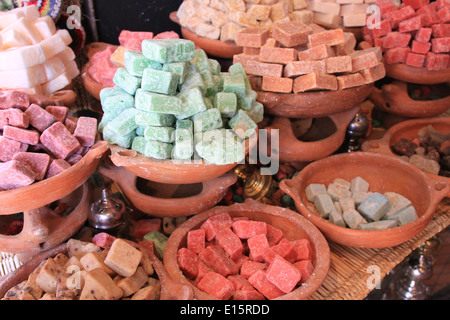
313;12;343;26
9;5;41;21
40;29;72;60
0;64;46;88
44;49;77;82
0;17;42;44
0;44;46;70
343;13;367;27
33;16;56;40
0;11;26;30
41;72;72;96
0;28;32;50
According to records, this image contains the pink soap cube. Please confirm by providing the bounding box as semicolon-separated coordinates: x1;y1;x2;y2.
227;274;254;291
13;152;50;181
201;212;233;241
399;16;423;33
198;245;238;277
291;239;313;261
247;234;270;262
3;125;39;146
270;238;297;263
45;106;69;123
0;160;36;190
415;28;433;43
266;224;283;246
0;109;29;129
376;0;397;16
40;122;81;160
24;104;56;132
412;40;432;54
215;227;243;260
266;256;301;294
45;158;71;178
197;272;235;300
187;228;206;254
64;116;78;134
425;52;450;70
234;289;265;300
177;247;199;279
406;52;426;67
438;6;450;23
74;117;98;147
0;136;27;162
388;6;416;29
0;91;30;111
432;37;450;53
248;270;284;300
232;220;267;239
240;260;267;279
432;24;450;38
403;0;430;10
92;232;117;249
293;260;315;283
153;31;179;39
384;47;411;64
383;32;412;49
133;219;161;240
370;19;392;39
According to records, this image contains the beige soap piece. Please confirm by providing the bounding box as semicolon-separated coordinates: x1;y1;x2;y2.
289;10;314;24
343;13;367;27
35;258;63;294
337;0;364;3
224;0;247;12
259;18;274;31
0;28;32;50
131;284;161;300
80;251;115;275
33;16;56;40
359;62;386;84
117;267;148;297
211;0;228;12
247;4;271;21
293;0;308;10
340;3;369;15
0;17;42;45
270;1;289;21
229;11;259;28
336;32;357;55
313;12;343;27
104;239;143;278
80;268;123;300
195;22;220;40
67;239;102;259
309;1;341;16
233;53;260;68
221;22;244;42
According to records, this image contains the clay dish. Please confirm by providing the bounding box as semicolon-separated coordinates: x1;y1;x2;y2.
81;42;118;100
108;130;257;184
163;199;330;300
169;11;243;59
256;83;373;118
99;164;237;217
266;106;359;162
384;63;450;85
369;81;450;118
0;140;109;215
362;117;450;197
280;152;450;248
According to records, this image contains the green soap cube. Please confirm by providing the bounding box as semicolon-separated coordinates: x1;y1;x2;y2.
135;89;183;114
124;50;162;77
113;68;142;95
239;89;257;111
101;91;135;115
98;112;115;133
163;62;188;84
245;100;264;124
135;110;175;127
131;136;147;154
143;231;168;258
228;109;257;139
141;68;180;95
193;50;218;97
223;74;246;100
204;96;214;110
195;129;245;165
104;108;138;136
215;74;224;92
142;39;195;64
228;63;257;110
209;58;221;76
144;126;175;143
136;125;146;136
192;108;223;133
173;119;194;160
144;140;174;160
103;124;136;149
176;87;207;120
213;92;237;117
229;63;251;90
179;65;206;95
99;86;127;104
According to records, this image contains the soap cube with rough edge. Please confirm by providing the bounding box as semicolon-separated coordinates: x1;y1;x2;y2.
131;136;146;154
99;85;128;104
117;267;148;297
104;108;138;136
329;208;346;228
339;197;355;212
245;101;264;124
0;159;36;190
223;73;246;97
352;191;373;207
144;140;174;160
209;59;221;76
314;193;335;219
192;108;223;133
141;68;180;95
350;176;370;193
305;183;327;202
187;228;206;254
172;119;194;160
142;38;195;64
359;220;399;230
134;110;175;127
40;122;81;160
104;239;143;278
247;233;270;262
383;192;412;219
177;248;199;279
327;183;352;202
248;270;284;300
216;227;244;260
193;49;218;96
198;246;238;277
343;208;368;229
176;86;208;120
163;61;188;84
200;212;233;241
266;256;302;294
179;65;206;95
386;205;418;226
101;91;135;116
228;109;257;139
235;27;270;47
197;272;235;300
291;239;312;261
144;126;175;143
103;125;136;149
213;92;237;118
124;50;162;77
79;268;123;300
135;89;183;114
143;231;169;258
232;220;267;239
358;192;391;221
113;68;142;95
195;129;245;165
272;21;313;47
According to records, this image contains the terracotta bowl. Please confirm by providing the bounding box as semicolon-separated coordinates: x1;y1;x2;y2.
256;83;374;118
0;182;90;255
265;106;359;162
163;199;330;300
169;11;243;59
279;152;450;248
108;130;257;184
369;81;450;118
0;140;109;215
98;164;237;217
362;117;450;197
384;63;450;85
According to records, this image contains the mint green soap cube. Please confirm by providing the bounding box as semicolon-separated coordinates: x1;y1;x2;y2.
113;68;142;95
144;140;173;160
192;108;223;133
135;110;175;127
245;101;264;124
142;39;195;64
209;59;221;75
141;68;180;95
176;87;207;120
124;50;162;77
103;124;136;149
163;62;188;84
179;64;206;95
99;86;127;104
229;63;251;91
173;119;194;160
144;126;175;143
228;109;257;139
215;74;224;92
193;50;218;97
131;136;147;154
195;129;245;165
223;74;246;101
204;96;214;110
136;125;146;136
105;108;139;136
214;92;237;117
135;89;183;114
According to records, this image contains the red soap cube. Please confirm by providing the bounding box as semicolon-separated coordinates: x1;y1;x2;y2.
45;106;69;123
370;19;392;39
247;234;270;262
412;40;432;54
436;0;450;10
177;247;199;279
0;136;27;162
197;272;235;300
201;212;233;241
438;6;450;23
73;117;98;147
415;28;433;42
92;232;117;249
0;160;36;190
399;16;422;33
376;0;397;17
403;0;430;10
374;38;385;51
134;219;162;240
0;108;29;129
420;11;440;27
40;122;81;160
227;274;254;291
13;152;50;181
266;256;302;294
432;37;450;53
406;52;426;67
234;289;265;300
195;260;213;284
425;52;450;70
293;260;315;283
432;24;450;38
388;6;416;29
233;254;250;270
187;228;206;254
291;239;313;261
270;238;297;263
266;224;283;246
24;104;56;132
198;245;238;277
383;32;412;49
240;260;267;279
384;47;411;64
248;270;284;300
45;158;71;178
216;227;243;260
232;220;267;239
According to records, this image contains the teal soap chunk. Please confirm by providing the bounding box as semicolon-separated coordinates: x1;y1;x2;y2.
104;108;138;136
195;129;245;165
144;126;176;143
163;62;188;84
113;68;142;95
135;110;175;127
136;125;146;136
144;140;174;159
103;124;136;149
135;89;183;114
131;136;147;154
358;192;392;221
141;68;180;95
228;109;257;139
142;39;195;64
213;92;237;117
245;101;264;124
172;119;194;160
176;86;207;120
124;50;163;77
192;108;223;133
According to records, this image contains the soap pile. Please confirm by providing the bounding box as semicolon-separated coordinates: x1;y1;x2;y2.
176;0;314;41
0;6;79;95
100;38;262;165
234;21;385;93
306;176;418;230
177;212;314;300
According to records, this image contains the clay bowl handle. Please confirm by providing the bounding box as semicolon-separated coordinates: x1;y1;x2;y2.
425;172;450;201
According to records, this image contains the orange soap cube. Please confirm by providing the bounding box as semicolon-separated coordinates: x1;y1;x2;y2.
297;44;335;60
235;28;270;47
284;60;327;77
259;46;297;64
308;29;346;47
336;32;357;56
243;46;261;55
272;21;313;47
233;53;260;68
325;55;353;74
261;76;294;93
350;47;381;72
245;59;284;77
293;72;338;92
337;73;366;89
359;63;386;84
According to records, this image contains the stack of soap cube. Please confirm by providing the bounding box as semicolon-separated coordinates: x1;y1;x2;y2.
177;212;315;300
362;0;450;71
100;38;262;165
176;0;315;41
0;90;98;190
0;5;79;96
305;176;418;230
233;21;385;93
